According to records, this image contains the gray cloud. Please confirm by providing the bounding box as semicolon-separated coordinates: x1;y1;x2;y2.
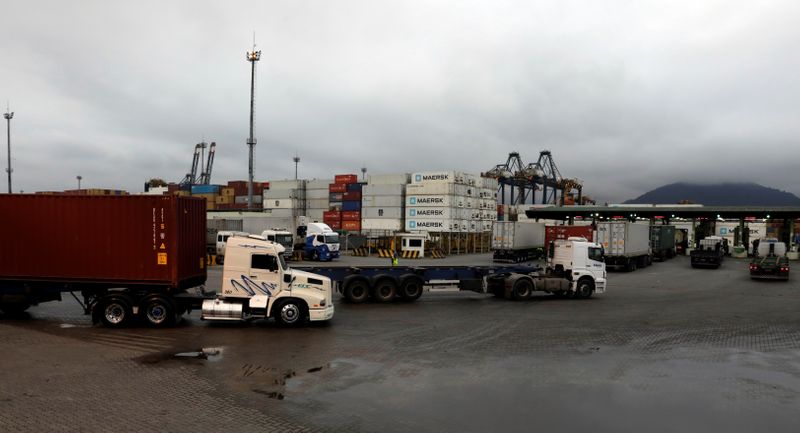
1;0;798;202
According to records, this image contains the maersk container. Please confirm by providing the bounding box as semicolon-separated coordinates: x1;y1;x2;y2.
406;207;469;220
406;194;464;207
411;171;460;184
406;183;470;196
0;194;206;290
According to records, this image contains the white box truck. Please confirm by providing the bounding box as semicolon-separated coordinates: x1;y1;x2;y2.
492;221;546;262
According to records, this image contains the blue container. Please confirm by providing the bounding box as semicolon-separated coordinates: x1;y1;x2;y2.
342;201;362;211
191;185;221;194
346;183;364;192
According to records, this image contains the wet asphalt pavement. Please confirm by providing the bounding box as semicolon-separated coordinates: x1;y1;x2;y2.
2;254;800;432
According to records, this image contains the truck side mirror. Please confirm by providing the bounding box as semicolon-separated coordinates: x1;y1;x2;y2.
283;274;292;283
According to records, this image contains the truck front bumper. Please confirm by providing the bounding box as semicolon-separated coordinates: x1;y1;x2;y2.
594;278;607;294
309;305;335;322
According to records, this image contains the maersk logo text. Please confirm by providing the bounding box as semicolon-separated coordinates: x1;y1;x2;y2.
421;174;449;181
412;221;444;228
415;209;444;216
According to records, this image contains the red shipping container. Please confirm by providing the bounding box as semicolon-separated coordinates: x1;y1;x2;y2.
342;211;360;221
334;174;358;184
323;210;342;220
342;191;362;201
342;220;361;231
329;183;347;193
545;225;594;247
0;195;206;289
326;220;342;230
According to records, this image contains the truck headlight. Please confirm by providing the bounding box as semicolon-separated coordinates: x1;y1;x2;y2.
320;299;326;307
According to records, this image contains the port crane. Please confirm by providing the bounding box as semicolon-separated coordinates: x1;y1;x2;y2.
484;150;587;206
180;141;216;186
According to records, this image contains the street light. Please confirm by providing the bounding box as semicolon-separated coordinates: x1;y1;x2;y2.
4;107;13;194
77;175;82;190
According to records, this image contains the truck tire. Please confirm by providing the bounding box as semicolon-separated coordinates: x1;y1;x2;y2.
372;277;398;303
512;279;533;301
627;261;637;272
575;278;594;299
274;299;307;327
311;250;319;261
398;276;424;301
98;296;133;328
343;278;370;303
142;296;176;328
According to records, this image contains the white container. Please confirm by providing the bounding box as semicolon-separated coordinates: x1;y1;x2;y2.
363;184;406;196
367;174;410;185
406;194;465;208
596;222;651;256
362;207;404;219
236;195;263;204
268;179;306;190
262;208;295;218
306;189;329;199
363;195;404;207
406;207;474;220
492;221;545;250
263;198;299;209
362;218;404;231
406;183;470;196
306;199;329;209
306;209;324;220
411;171;459;184
306;179;333;189
264;189;300;200
406;219;458;232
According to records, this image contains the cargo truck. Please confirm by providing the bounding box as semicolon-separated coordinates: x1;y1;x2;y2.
261;228;295;258
749;239;790;280
596;221;652;271
0;195;334;328
650;225;676;261
545;225;594;248
297;237;607;302
690;236;724;268
492;221;546;262
303;223;341;261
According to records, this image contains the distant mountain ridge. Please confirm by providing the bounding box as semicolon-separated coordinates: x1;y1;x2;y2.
625;182;800;206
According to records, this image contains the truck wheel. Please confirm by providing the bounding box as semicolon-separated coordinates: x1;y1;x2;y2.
274;299;307;327
575;279;594;299
627;261;637;272
98;296;133;328
372;278;398;303
343;278;370;303
398;276;424;301
311;250;319;261
512;279;533;301
142;296;176;328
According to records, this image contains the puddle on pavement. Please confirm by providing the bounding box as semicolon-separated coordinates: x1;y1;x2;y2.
279;350;800;433
138;347;224;364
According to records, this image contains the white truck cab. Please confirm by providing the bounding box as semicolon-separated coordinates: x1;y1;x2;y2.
261;228;295;257
216;230;249;264
202;236;334;326
546;237;607;296
304;222;340;261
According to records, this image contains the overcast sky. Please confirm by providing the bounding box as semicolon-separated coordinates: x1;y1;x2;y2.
1;0;799;203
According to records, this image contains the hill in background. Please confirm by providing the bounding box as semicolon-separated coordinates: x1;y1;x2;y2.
624;182;800;206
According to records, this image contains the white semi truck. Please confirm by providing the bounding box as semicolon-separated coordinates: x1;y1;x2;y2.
596;222;652;271
202;235;334;325
261;228;295;258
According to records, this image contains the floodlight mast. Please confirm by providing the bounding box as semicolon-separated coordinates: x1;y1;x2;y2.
246;42;261;210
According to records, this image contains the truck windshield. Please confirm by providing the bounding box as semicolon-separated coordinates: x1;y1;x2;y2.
325;234;340;244
278;253;287;270
588;247;604;262
276;234;293;246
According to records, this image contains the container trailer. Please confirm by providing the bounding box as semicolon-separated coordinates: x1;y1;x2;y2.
596;222;652;271
650;225;676;261
0;195;333;328
690;236;725;268
544;225;594;247
296;238;607;302
749;239;789;280
492;221;546;262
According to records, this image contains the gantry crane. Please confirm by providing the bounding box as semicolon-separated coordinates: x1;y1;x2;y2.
484;150;586;206
179;141;216;186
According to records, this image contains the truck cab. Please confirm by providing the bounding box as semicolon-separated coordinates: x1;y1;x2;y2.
546;237;607;296
216;230;249;264
261;228;295;258
304;223;340;261
202;236;334;325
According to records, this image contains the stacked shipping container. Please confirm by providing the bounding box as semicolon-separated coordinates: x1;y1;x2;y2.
326;174;362;231
361;174;410;233
305;179;331;222
404;171;498;233
263;180;305;219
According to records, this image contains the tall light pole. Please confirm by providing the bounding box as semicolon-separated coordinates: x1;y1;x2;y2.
361;166;367;182
76;175;82;190
4;105;13;194
293;154;300;180
246;41;261;210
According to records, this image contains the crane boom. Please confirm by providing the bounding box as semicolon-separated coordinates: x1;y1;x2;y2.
198;142;216;185
180;143;202;186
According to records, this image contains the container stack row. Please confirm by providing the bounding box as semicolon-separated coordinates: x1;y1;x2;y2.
325;174;363;231
305;179;331;222
361;174;410;234
404;171;498;233
263;180;305;219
